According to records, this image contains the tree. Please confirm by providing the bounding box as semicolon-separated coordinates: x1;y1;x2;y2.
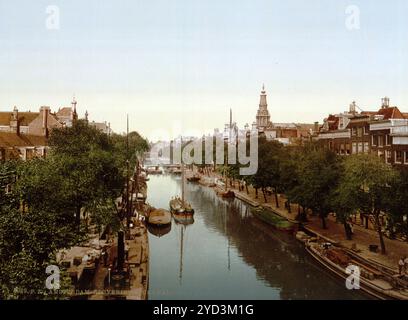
0;204;74;299
286;146;340;228
388;168;408;241
336;154;397;254
0;120;148;299
48;120;124;226
252;137;283;204
278;146;301;214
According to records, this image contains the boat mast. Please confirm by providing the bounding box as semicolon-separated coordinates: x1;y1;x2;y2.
181;137;185;205
182;163;185;205
126;114;131;226
179;225;184;284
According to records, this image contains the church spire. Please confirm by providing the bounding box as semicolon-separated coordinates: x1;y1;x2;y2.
71;95;78;122
255;84;271;132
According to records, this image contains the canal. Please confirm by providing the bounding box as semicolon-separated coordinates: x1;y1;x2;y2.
146;174;369;300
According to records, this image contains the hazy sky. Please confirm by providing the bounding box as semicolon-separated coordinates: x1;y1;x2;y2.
0;0;407;140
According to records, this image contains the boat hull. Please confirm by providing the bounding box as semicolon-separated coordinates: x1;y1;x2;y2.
305;242;408;300
147;209;171;226
251;208;295;232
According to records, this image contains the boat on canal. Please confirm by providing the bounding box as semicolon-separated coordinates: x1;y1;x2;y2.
305;240;408;300
147;222;171;237
169;197;194;214
172;211;195;225
186;174;200;182
169;162;194;215
216;189;235;199
251;207;296;232
146;166;163;175
147;208;172;227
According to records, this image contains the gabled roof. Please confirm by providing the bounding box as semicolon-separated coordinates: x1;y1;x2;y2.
377;106;404;120
56;107;72;117
0;112;39;126
0;132;47;148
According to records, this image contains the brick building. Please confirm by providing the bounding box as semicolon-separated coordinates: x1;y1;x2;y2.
0;98;79;161
316;97;408;168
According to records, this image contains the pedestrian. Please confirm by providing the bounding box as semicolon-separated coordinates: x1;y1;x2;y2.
125;242;129;261
103;249;109;267
399;256;405;276
349;221;354;235
404;256;408;275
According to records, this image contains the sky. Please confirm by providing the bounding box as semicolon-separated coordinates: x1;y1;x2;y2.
0;0;407;141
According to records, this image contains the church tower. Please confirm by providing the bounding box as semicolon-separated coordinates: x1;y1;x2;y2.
255;84;271;132
71;96;78;123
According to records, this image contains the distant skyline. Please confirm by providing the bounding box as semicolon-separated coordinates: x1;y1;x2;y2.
1;0;407;141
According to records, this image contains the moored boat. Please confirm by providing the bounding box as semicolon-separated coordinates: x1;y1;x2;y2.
171;168;182;174
169;197;194;214
217;189;235;198
147;222;171;237
251;207;296;232
146;166;163;175
147;208;171;226
186;174;200;182
305;240;408;300
172;212;195;225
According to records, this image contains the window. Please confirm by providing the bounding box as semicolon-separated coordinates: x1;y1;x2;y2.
404;151;408;165
364;126;369;135
357;127;363;137
385;150;392;164
395;151;403;164
346;144;351;155
358;142;363;153
352;143;357;154
386;134;392;146
364;142;369;154
352;127;357;136
372;135;377;146
378;135;384;147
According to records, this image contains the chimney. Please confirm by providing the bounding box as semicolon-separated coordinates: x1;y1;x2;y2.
40;106;51;137
381;97;390;109
349;101;356;114
10;106;20;135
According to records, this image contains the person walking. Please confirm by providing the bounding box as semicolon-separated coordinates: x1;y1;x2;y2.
404;256;408;276
398;256;405;276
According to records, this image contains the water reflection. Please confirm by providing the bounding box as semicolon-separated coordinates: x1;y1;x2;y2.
147;223;172;238
147;174;369;300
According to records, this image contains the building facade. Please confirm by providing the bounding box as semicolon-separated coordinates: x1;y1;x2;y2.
316;97;408;167
0;98;81;161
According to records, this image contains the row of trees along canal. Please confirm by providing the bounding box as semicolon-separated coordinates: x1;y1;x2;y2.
192;136;408;256
0;120;148;299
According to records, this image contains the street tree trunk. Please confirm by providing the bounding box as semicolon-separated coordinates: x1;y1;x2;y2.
262;188;267;202
374;211;386;254
320;212;327;229
296;205;308;222
274;188;279;208
343;222;352;240
76;205;81;226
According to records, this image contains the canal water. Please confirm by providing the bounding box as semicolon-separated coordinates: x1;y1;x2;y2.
146;174;369;300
